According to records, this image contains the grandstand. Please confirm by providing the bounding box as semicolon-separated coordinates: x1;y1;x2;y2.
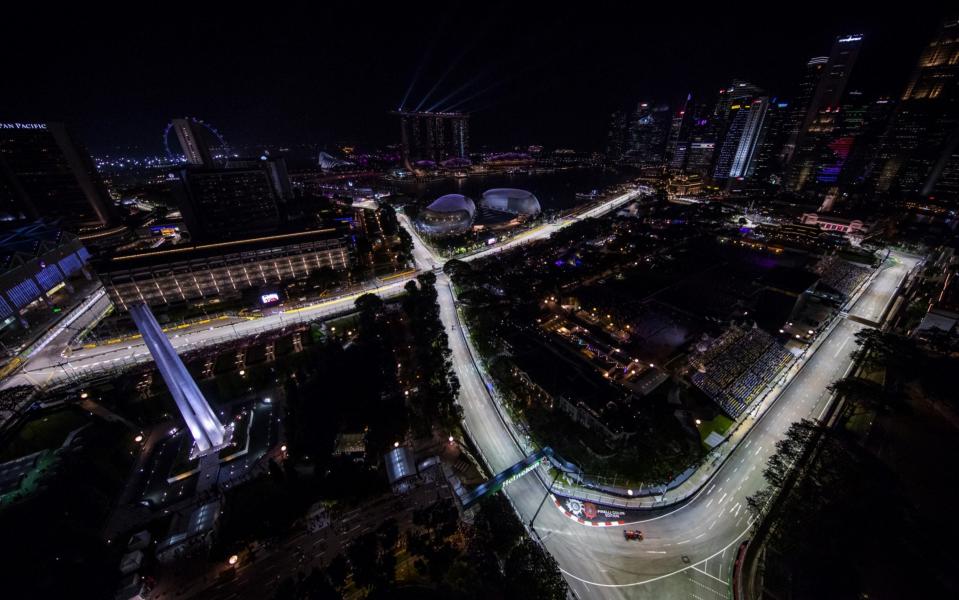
689;325;793;418
812;255;870;299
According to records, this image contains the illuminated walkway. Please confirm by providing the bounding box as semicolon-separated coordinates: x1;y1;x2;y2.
460;447;567;508
129;304;228;456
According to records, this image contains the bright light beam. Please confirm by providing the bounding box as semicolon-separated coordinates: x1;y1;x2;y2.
427;69;494;112
413;14;492;111
444;77;510;112
399;40;437;111
413;52;469;112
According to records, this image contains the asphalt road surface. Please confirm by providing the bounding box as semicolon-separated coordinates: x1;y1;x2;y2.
4;183;916;600
417;213;917;599
4;276;415;390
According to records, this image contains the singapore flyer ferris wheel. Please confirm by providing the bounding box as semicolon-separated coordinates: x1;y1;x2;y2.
162;117;231;162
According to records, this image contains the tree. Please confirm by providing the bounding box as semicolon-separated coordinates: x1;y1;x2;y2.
412;499;459;539
269;458;286;484
850;329;920;373
762;419;819;489
397;227;414;264
346;527;398;593
503;538;568;600
827;376;897;414
401;274;462;433
474;494;525;556
346;532;382;590
326;554;349;589
376;518;399;552
301;568;342;600
443;258;471;279
745;486;773;520
273;577;297;600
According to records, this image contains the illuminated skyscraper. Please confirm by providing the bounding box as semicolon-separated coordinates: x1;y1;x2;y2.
785;34;863;187
751;99;791;186
782;57;828;163
606;109;629;161
807;35;863;120
665;100;717;176
874;17;959;195
713;97;771;181
665;94;692;169
393;111;470;168
624;102;670;166
175;166;282;242
0;122;116;231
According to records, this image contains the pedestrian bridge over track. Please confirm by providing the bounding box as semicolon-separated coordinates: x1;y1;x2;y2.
460;447;579;508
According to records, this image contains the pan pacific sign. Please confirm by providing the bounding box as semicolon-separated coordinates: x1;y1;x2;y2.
0;123;47;130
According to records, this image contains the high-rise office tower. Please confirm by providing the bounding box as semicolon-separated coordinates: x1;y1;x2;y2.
786;92;893;194
807;35;863;120
451;117;469;160
225;156;294;201
626;102;670;165
175;166;282;242
782;57;828;163
665;101;717;176
712;81;765;123
665;94;693;169
606;109;629;161
836;96;894;188
393;111;470;168
713;97;771;181
874;17;959;196
785;34;863;183
172;117;215;168
786;105;843;191
751;99;791;186
0;121;116;231
707;81;765;175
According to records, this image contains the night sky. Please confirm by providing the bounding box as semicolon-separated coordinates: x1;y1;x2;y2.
2;2;948;154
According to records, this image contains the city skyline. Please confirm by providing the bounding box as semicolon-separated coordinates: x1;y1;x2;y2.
2;6;959;600
1;3;948;153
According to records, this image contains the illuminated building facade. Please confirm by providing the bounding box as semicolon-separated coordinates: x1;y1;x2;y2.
175;167;283;242
785;35;863;191
0;221;91;329
393;111;470;167
413;194;476;236
875;17;959;195
627;102;670;165
782;57;828;163
0;122;116;231
98;230;350;309
713;97;771;181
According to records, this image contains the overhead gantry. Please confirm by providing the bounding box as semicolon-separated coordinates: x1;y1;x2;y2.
129;303;231;456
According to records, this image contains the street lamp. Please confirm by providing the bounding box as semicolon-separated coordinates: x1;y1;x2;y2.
228;554;238;566
134;434;144;443
695;419;702;425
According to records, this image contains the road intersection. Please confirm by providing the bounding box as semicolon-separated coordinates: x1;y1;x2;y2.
402;198;917;599
3;184;918;599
